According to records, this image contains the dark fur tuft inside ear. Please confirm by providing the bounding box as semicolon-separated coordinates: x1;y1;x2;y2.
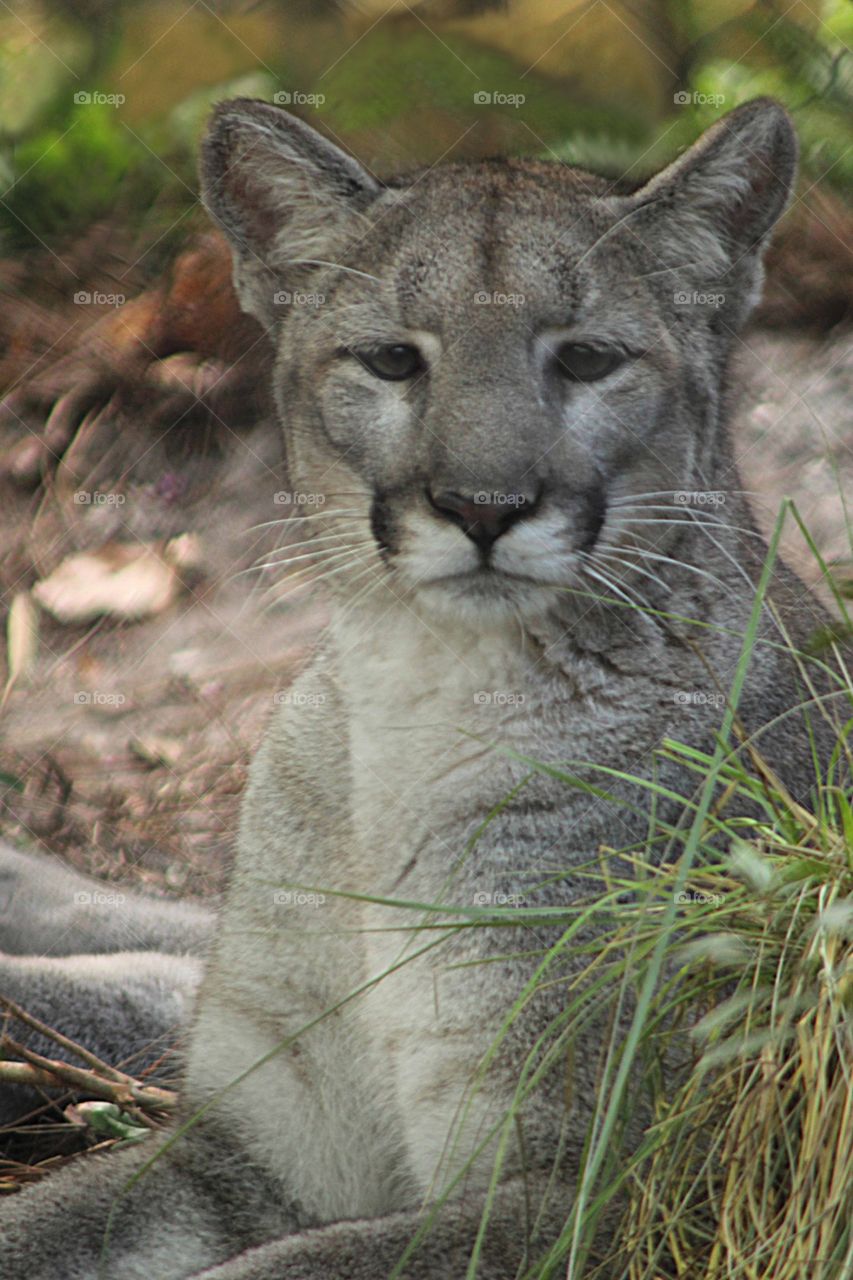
635;97;797;254
199;99;380;329
614;98;798;327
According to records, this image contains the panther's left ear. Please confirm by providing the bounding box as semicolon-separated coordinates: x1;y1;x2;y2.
200;99;381;330
616;98;797;319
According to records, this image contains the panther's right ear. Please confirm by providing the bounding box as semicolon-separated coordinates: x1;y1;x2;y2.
200;99;381;330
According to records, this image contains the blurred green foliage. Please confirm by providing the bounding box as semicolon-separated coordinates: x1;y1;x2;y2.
5;106;160;249
314;28;655;142
0;0;850;253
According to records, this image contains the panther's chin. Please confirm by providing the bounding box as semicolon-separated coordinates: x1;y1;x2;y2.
409;566;565;627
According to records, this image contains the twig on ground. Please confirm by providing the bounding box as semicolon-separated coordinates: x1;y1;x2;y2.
0;993;127;1081
0;1035;178;1114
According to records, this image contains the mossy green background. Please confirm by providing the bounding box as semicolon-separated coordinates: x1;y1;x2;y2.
0;0;850;252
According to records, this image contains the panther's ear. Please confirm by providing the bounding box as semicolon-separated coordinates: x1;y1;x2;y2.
200;99;381;330
618;98;798;323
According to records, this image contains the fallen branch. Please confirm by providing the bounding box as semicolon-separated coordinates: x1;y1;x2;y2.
0;993;127;1081
0;1037;178;1114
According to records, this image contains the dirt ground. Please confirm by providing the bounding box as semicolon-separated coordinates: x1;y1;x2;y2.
0;317;850;907
0;398;327;900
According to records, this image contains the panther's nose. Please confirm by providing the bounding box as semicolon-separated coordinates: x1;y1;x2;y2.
427;486;540;552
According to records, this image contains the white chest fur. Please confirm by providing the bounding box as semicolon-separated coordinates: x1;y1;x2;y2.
334;607;571;875
330;606;596;1196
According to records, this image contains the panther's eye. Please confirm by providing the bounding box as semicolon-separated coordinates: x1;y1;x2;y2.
353;344;424;381
553;343;624;383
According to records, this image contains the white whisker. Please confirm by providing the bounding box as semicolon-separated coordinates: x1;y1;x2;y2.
682;508;760;598
255;536;375;566
617;514;762;538
248;509;363;532
258;530;371;556
253;543;375;574
232;542;369;586
627;260;709;281
288;258;381;283
569;198;664;271
611;489;759;505
615;542;729;592
263;551;375;609
593;547;670;593
578;555;654;615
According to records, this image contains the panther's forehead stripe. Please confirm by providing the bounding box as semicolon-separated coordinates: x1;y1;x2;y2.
381;169;639;330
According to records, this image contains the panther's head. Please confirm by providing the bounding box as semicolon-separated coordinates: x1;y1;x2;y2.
201;98;795;626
